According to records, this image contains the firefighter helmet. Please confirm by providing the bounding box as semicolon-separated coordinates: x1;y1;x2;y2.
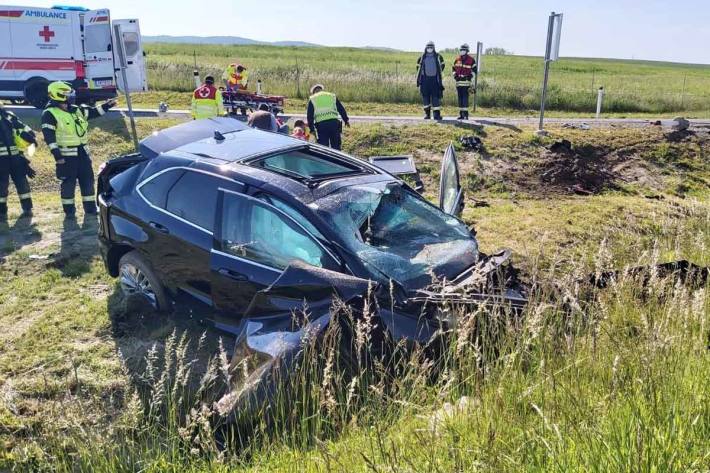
204;75;215;84
426;41;435;49
48;81;73;102
460;43;470;53
310;83;325;95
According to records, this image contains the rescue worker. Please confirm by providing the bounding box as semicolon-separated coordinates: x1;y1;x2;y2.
191;75;224;119
222;63;249;91
306;84;349;150
452;43;477;120
416;41;445;120
0;104;37;220
41;81;116;218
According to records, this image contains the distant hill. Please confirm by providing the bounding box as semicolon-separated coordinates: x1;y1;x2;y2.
142;35;320;47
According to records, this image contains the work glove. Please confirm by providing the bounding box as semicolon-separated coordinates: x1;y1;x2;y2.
55;156;67;179
24;158;36;179
103;99;118;111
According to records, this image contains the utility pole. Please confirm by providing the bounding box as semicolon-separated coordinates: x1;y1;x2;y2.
538;11;563;135
473;41;483;113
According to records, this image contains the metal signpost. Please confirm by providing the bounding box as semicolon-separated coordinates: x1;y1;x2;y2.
538;12;563;134
473;41;483;113
113;23;139;151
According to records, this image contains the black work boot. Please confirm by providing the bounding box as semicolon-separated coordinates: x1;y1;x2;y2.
82;200;98;215
20;198;33;217
63;204;76;219
424;108;431;120
433;110;442;121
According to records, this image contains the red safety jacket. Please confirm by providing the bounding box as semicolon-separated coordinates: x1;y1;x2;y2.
453;54;476;86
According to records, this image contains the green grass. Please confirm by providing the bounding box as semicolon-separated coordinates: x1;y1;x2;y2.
0;120;708;471
138;43;710;114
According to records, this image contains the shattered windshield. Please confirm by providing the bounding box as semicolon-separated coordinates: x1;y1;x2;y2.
314;182;478;289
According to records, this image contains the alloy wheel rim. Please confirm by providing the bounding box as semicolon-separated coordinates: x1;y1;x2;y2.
119;263;158;308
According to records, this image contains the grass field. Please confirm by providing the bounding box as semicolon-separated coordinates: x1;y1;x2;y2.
137;43;710;115
0;115;708;471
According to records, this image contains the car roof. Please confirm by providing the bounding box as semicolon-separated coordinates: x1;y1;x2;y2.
174;128;304;162
142;118;398;205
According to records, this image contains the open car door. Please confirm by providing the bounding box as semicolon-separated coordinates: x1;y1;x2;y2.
439;143;464;217
82;9;116;90
112;19;148;93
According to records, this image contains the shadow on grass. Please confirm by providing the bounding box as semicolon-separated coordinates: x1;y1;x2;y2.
0;214;42;259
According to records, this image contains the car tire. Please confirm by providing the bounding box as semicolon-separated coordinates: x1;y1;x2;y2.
24;78;50;109
118;251;170;312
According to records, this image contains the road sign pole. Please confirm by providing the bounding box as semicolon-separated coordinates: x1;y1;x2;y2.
473;41;483;113
538;12;556;133
113;24;139;151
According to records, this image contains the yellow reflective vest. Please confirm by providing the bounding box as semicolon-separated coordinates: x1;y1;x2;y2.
309;92;339;124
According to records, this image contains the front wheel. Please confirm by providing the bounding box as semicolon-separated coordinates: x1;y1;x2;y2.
118;251;170;312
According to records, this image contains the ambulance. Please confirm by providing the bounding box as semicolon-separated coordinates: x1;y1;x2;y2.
0;5;147;108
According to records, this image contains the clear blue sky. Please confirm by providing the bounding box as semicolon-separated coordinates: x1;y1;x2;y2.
16;0;710;64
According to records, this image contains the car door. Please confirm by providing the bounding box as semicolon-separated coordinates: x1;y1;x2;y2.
112;19;147;92
137;168;243;303
82;9;116;90
210;189;341;317
438;143;464;217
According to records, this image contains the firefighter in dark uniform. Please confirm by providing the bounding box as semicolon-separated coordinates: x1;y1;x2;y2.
306;84;350;150
416;41;445;120
41;81;116;218
0;104;37;220
453;43;477;120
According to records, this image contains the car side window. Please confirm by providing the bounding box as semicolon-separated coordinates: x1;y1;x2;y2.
140;169;185;209
257;194;325;241
165;171;220;231
221;194;337;271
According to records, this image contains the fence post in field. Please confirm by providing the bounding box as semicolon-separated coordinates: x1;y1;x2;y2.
295;58;301;99
680;74;687;109
596;86;605;119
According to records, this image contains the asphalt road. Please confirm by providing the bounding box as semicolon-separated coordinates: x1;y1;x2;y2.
6;104;710;129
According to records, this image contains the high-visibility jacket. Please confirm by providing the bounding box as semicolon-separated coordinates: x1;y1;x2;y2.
222;65;248;89
453;54;476;87
0;109;35;157
191;84;224;119
41;102;109;159
309;92;339;124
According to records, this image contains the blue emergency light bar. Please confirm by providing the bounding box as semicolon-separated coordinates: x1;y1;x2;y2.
51;5;90;11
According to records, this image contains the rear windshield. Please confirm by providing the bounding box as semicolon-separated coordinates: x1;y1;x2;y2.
314;182;478;290
84;24;112;54
252;150;362;180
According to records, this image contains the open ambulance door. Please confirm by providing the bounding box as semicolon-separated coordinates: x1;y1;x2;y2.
438;143;464;217
82;9;116;90
112;19;148;93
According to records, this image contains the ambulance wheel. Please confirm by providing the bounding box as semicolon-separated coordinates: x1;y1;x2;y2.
24;78;49;109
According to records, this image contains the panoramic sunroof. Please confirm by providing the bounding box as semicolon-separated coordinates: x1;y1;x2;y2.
250;149;365;181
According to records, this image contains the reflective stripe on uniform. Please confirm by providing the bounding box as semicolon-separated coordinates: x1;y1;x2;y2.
95;106;105;116
59;147;79;156
23;126;33;132
0;197;7;203
42;123;56;130
48;142;59;150
81;195;94;202
61;198;74;205
431;106;442;111
456;81;472;86
423;105;431;110
18;193;31;199
459;107;469;111
0;150;8;156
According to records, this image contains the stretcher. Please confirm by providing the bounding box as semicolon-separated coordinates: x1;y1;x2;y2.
222;89;286;116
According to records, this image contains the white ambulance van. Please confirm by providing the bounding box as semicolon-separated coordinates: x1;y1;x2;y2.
0;5;147;108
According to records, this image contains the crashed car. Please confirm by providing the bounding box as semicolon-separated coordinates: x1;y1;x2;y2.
97;118;525;409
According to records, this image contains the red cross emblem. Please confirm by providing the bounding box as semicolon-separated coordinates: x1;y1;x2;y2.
39;26;55;43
